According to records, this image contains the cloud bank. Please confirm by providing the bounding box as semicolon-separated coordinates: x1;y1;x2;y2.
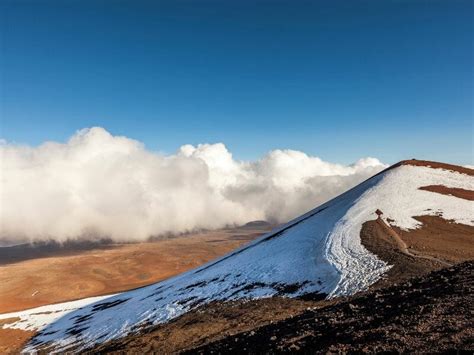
0;127;387;243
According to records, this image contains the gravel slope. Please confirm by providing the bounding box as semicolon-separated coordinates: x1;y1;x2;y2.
188;262;474;353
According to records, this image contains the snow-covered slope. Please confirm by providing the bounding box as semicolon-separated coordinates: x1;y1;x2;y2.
2;163;473;352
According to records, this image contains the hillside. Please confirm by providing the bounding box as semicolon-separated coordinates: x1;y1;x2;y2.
188;261;474;353
1;159;472;353
94;262;473;353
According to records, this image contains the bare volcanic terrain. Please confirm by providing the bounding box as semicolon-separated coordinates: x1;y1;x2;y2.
1;160;473;354
89;192;474;353
0;224;270;314
188;261;474;353
0;224;270;353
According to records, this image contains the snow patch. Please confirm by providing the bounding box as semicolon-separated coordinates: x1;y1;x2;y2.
0;294;116;332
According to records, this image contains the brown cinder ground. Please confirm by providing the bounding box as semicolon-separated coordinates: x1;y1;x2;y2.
399;159;474;176
90;297;333;354
419;185;474;200
0;224;270;354
0;225;270;314
359;213;474;287
188;262;474;353
392;216;474;263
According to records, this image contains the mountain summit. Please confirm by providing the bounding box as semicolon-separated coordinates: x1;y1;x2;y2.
4;160;472;352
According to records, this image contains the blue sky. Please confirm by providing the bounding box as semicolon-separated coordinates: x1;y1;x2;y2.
1;0;472;164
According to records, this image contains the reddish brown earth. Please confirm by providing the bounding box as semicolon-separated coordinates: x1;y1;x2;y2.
419;185;474;201
392;216;474;263
399;159;474;176
0;224;270;354
0;225;270;315
359;218;443;289
0;327;34;355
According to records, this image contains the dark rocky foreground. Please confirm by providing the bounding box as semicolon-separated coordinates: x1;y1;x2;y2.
186;261;473;354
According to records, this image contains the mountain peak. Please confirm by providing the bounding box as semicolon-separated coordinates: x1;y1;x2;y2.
2;161;472;352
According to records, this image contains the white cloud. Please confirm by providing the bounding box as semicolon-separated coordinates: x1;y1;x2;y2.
0;127;387;243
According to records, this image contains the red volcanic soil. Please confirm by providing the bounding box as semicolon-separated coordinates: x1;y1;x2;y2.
0;225;271;353
0;324;34;355
361;213;474;288
0;226;270;314
399;159;474;176
392;216;474;263
419;185;474;201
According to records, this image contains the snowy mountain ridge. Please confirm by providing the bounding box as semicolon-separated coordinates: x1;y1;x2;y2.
1;161;472;352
